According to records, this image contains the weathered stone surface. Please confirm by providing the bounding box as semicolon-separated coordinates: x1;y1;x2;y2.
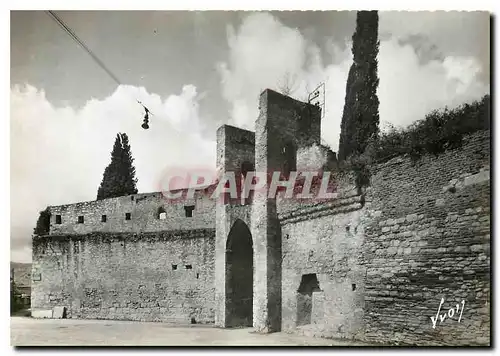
360;130;490;346
52;306;67;319
214;124;255;328
32;229;215;324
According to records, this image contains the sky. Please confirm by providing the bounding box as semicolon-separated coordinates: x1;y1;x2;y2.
10;10;490;262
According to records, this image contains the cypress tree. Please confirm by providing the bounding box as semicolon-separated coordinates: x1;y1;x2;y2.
120;133;138;194
338;10;380;161
97;133;138;200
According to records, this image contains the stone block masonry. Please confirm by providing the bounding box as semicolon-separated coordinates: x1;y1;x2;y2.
250;89;322;333
361;130;490;346
281;198;366;340
277;130;490;345
32;229;215;324
214;124;255;328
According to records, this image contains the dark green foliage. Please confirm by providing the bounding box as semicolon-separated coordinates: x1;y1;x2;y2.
33;207;51;236
338;65;357;161
338;10;380;161
97;133;138;200
120;134;138;195
352;159;371;191
373;95;490;162
338;95;490;192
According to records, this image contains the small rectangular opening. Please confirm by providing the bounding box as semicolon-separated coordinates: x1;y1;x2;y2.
131;196;134;201
184;205;195;217
78;216;84;224
125;213;131;220
196;273;199;279
55;215;62;224
101;215;107;222
172;264;177;270
185;265;192;270
297;273;322;326
352;283;356;291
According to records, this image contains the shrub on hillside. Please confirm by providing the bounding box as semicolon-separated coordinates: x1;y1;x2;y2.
374;95;490;162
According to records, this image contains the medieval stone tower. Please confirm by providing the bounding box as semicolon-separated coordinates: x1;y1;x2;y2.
215;89;321;331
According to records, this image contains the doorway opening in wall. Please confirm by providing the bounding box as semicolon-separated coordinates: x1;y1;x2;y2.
296;273;322;326
225;219;253;328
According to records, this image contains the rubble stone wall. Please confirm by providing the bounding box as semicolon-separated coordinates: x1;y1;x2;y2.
31;229;215;324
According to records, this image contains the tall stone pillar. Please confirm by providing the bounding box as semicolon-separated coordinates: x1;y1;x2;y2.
251;89;321;332
214;125;255;327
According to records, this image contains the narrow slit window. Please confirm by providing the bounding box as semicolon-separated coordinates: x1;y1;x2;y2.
125;213;131;220
78;216;84;224
55;215;62;224
184;205;195;218
101;215;107;222
282;142;297;179
157;206;166;220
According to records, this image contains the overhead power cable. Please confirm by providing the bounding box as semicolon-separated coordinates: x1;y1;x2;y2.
46;10;122;86
45;10;154;128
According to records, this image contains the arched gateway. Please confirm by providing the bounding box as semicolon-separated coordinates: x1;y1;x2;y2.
225;219;253;327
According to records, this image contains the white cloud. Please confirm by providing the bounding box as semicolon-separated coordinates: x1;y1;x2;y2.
10;84;216;262
377;38;489;130
378;11;489;53
217;12;489;150
217;12;308;129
